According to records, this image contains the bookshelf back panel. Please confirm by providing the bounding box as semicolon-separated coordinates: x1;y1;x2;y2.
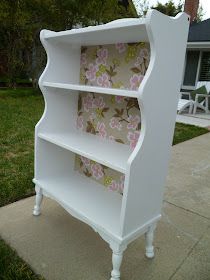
75;42;150;191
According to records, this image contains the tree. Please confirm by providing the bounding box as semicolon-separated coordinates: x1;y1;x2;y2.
151;0;183;17
197;5;204;22
0;0;137;88
0;0;32;87
132;0;149;17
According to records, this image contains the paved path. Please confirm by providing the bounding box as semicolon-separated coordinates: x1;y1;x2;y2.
176;114;210;128
0;133;210;280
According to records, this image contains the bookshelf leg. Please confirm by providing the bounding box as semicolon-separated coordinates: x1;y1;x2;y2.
33;186;43;216
110;249;124;280
145;225;155;258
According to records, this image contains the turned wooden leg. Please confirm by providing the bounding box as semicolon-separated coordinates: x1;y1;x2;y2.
110;250;123;280
145;225;155;258
33;186;43;216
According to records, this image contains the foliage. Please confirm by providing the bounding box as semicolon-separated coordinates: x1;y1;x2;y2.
133;0;149;17
0;0;135;88
197;4;204;22
151;0;183;17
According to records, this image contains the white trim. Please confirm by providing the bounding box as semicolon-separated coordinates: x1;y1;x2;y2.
182;85;195;90
187;42;210;49
195;51;202;85
181;51;187;88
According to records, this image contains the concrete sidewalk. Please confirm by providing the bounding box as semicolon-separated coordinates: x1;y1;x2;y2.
176;113;210;128
0;133;210;280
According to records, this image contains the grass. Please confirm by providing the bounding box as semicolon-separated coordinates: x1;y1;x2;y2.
0;238;44;280
0;88;44;207
173;122;209;145
0;88;209;279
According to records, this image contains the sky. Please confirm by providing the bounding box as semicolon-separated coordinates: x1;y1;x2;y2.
133;0;210;20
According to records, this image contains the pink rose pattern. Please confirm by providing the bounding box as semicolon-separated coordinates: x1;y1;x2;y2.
80;156;90;167
97;122;107;138
96;48;108;65
75;43;150;193
127;131;140;149
109;117;122;131
130;74;144;90
109;175;125;193
116;43;127;53
127;115;141;130
85;63;98;81
97;73;111;88
91;163;104;180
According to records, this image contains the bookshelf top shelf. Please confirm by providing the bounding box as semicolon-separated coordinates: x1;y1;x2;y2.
43;18;148;45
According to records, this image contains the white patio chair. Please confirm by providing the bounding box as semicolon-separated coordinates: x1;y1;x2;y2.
177;92;193;114
178;82;210;114
192;82;210;114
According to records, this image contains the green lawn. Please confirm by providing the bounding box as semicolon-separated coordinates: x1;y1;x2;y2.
0;89;44;207
173;122;209;145
0;88;209;279
0;238;44;280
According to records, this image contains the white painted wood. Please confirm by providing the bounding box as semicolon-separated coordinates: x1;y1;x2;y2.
38;131;132;173
45;18;148;45
177;99;193;114
110;251;123;280
145;225;156;258
33;186;43;216
193;93;210;114
120;10;189;238
43;82;139;98
34;10;189;279
33;174;122;239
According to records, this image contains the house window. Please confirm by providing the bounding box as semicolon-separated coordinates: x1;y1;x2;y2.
183;51;200;87
199;52;210;81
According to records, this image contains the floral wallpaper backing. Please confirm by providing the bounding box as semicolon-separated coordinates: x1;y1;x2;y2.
75;42;150;194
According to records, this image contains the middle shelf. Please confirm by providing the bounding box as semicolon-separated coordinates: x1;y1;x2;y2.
38;130;133;173
43;82;139;98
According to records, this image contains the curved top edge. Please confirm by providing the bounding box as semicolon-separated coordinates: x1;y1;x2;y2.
41;10;189;41
40;29;56;40
43;18;146;40
146;9;189;24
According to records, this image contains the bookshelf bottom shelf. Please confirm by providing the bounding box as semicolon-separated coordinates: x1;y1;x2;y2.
33;173;122;238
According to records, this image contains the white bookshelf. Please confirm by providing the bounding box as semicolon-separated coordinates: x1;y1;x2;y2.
33;10;189;280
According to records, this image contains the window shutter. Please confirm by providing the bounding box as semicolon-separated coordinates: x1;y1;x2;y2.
199;52;210;81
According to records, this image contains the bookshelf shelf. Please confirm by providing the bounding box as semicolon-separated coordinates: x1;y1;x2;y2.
43;82;139;98
38;131;132;173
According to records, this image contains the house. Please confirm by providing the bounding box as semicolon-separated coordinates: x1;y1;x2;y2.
182;0;210;90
